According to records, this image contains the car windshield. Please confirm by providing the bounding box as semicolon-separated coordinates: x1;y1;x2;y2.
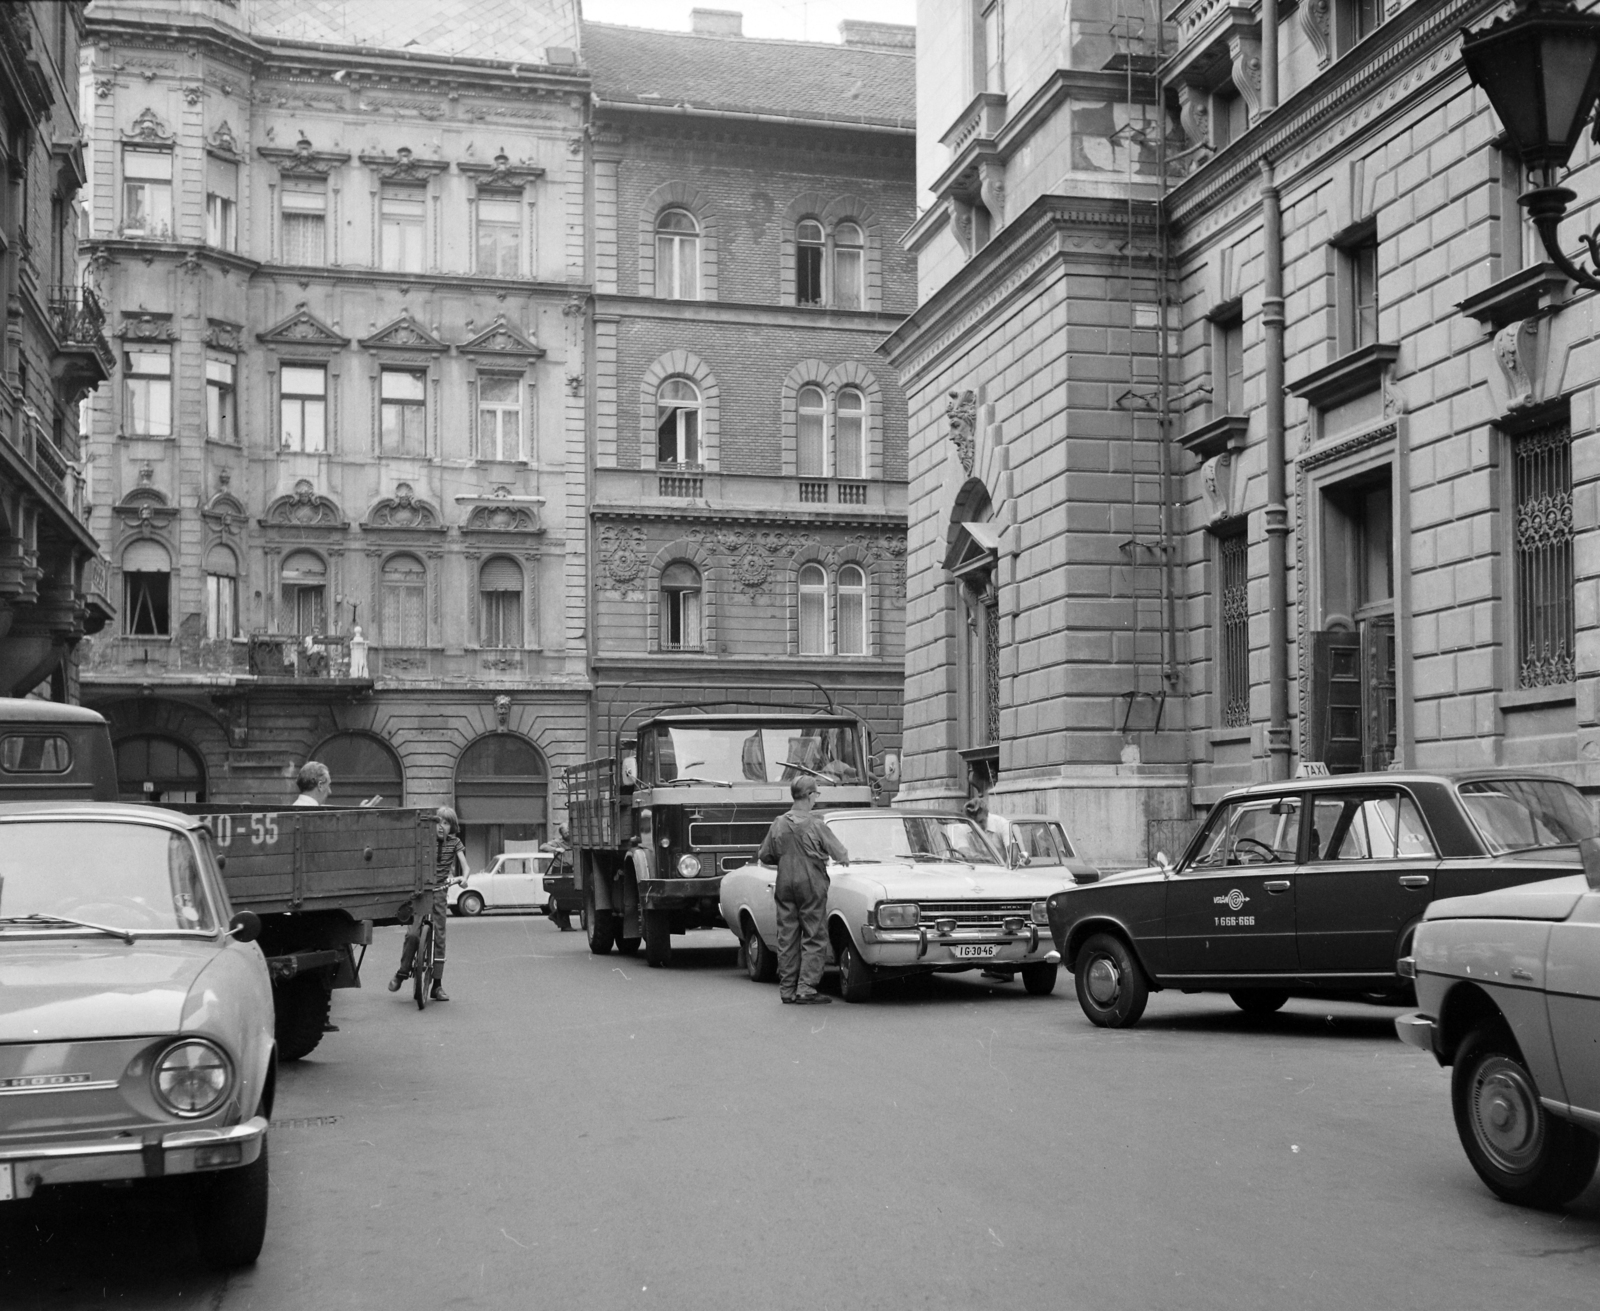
1457;779;1597;854
827;814;1002;865
650;723;863;785
0;821;218;933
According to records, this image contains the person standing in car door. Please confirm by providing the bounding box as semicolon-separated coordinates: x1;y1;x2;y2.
758;775;850;1005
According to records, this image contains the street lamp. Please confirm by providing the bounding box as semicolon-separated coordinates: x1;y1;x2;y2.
1461;0;1600;289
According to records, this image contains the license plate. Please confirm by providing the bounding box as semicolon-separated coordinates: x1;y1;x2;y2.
0;1163;13;1201
952;944;999;959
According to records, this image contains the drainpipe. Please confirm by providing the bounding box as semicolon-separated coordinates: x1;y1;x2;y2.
1261;0;1278;111
1262;157;1290;780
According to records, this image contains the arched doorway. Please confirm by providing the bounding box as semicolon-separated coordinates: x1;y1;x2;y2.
115;734;206;804
455;734;547;872
308;732;404;808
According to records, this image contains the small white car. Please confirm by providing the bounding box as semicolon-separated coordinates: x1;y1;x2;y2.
1396;848;1600;1209
449;851;553;916
1007;816;1100;884
718;808;1071;1001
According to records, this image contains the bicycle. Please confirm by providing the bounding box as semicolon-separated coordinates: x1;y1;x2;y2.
408;879;463;1010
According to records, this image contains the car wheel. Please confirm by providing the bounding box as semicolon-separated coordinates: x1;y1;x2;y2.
1021;960;1058;996
837;935;873;1003
457;891;484;917
1073;933;1149;1028
192;1139;269;1269
273;976;331;1062
643;908;672;968
744;923;777;983
1231;989;1289;1016
1452;1022;1600;1208
584;880;615;956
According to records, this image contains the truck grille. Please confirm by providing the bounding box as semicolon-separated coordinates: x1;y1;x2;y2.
689;822;772;848
914;900;1034;926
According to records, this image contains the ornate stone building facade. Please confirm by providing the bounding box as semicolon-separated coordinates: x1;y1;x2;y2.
1;2;114;700
80;0;587;868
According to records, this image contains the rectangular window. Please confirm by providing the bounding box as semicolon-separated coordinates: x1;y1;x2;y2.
476;194;521;277
381;369;427;456
797;244;823;305
206;358;236;442
663;588;701;650
480;590;523;648
982;1;1003;94
833;246;863;311
205;156;238;251
122;148;172;238
380;185;425;272
288;585;325;636
382;577;427;646
477;375;522;461
1498;145;1530;277
280;365;327;452
1340;226;1379;352
1218;530;1249;728
124;350;172;436
125;570;170;636
205;573;238;641
1214;311;1244;414
281;179;326;265
1512;421;1575;687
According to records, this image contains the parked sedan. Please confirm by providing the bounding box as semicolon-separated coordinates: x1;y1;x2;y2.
1047;771;1594;1028
0;803;275;1267
719;809;1070;1001
449;851;553;916
1008;816;1100;884
1395;847;1600;1209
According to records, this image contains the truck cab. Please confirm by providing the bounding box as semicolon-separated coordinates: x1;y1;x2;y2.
0;701;118;802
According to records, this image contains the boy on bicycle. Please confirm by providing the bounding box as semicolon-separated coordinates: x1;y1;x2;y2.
390;806;467;1001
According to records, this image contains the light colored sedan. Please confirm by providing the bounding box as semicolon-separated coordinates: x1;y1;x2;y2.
449;851;553;916
718;808;1070;1001
1396;847;1600;1209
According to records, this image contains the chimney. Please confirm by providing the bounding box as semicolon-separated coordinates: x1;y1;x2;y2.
690;9;743;37
839;20;916;50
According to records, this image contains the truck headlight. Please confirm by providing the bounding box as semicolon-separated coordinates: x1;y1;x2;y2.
677;854;702;877
877;902;919;929
1031;901;1049;925
152;1039;232;1118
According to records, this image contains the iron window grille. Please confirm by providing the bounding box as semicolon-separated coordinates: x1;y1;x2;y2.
1513;421;1575;688
1219;531;1250;727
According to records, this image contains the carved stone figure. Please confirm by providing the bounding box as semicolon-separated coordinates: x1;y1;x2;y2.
946;390;978;475
348;626;369;678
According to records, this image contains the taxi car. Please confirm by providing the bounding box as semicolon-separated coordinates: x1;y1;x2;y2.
1394;842;1600;1209
448;849;553;916
718;808;1070;1001
0;803;275;1267
1046;771;1593;1028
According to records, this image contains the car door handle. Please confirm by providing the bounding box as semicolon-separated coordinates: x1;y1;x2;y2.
1399;875;1431;888
1264;880;1291;893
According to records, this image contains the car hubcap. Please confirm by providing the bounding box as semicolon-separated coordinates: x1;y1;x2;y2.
1086;955;1120;1006
1471;1056;1545;1174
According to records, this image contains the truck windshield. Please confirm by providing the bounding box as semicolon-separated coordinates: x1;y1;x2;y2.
652;723;863;785
1457;779;1597;854
826;814;1001;865
0;821;218;934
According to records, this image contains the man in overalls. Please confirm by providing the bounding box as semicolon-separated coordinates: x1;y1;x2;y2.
758;775;849;1005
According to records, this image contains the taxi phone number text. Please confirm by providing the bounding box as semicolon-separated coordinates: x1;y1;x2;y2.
1214;915;1256;927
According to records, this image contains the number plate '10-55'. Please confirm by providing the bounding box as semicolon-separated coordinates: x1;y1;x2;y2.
952;944;999;959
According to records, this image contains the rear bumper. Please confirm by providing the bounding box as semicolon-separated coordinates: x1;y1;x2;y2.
0;1116;268;1198
1394;1012;1440;1058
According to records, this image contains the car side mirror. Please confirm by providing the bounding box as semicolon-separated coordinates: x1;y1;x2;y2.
1155;850;1174;874
227;910;261;943
874;751;900;781
621;755;638;788
1580;837;1600;891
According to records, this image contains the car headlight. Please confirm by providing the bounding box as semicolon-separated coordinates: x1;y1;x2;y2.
677;853;702;877
877;902;919;929
152;1039;232;1119
1030;901;1050;925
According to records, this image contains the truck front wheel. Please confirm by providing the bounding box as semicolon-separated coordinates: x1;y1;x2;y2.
643;908;672;968
583;879;615;955
274;975;331;1062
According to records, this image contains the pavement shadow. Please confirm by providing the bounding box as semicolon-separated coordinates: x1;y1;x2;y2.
1132;1003;1406;1042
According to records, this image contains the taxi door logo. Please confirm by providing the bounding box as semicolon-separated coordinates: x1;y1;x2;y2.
1213;888;1250;911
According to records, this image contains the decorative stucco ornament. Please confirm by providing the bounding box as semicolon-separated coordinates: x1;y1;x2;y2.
946;390;977;475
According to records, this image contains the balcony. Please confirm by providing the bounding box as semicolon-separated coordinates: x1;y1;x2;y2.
593;467;905;522
47;285;115;391
248;633;365;682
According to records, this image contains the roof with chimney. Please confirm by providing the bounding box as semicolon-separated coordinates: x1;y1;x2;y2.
581;15;915;132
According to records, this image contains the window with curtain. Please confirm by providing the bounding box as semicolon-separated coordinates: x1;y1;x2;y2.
380;369;427;456
124;350;172;436
206;358;236;442
833;222;864;310
476;193;521;276
280;551;326;635
836;388;865;477
205;156;237;251
657;378;701;466
797;218;824;305
204;545;239;641
837;565;867;655
381;554;427;646
655;209;700;299
479;556;524;648
280;178;326;265
123;539;171;637
279;365;326;452
380;184;425;272
122;148;172;238
799;563;828;654
797;384;827;476
478;375;521;461
660;561;702;650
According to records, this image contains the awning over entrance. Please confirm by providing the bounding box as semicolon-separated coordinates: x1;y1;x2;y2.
944;519;1001;575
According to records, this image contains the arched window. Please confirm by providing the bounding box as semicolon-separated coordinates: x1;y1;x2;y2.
837;565;867;655
456;734;548;868
797;384;827;477
657;378;701;467
204;543;239;641
833;221;864;310
797;218;825;305
381;554;427;646
280;550;326;635
660;561;702;651
123;539;171;637
115;734;204;804
312;731;404;807
655;209;700;299
479;555;523;648
799;563;828;654
836;387;865;478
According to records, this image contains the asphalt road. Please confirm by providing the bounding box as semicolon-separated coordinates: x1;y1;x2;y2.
5;914;1600;1311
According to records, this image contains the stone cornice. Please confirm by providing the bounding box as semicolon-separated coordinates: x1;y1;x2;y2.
590;503;904;529
592;103;914;150
591;294;905;334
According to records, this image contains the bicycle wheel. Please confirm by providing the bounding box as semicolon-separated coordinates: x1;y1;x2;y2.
414;919;432;1011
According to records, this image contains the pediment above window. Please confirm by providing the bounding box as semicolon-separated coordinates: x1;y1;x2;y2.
456;487;546;534
258;135;351;178
113;483;178;530
122;107;173;145
261;479;346;529
257;303;348;350
944;519;1001;577
358;147;449;182
201;488;248;536
459;151;544;188
116;313;176;342
363;483;444;532
461;314;543;359
361;311;446;353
